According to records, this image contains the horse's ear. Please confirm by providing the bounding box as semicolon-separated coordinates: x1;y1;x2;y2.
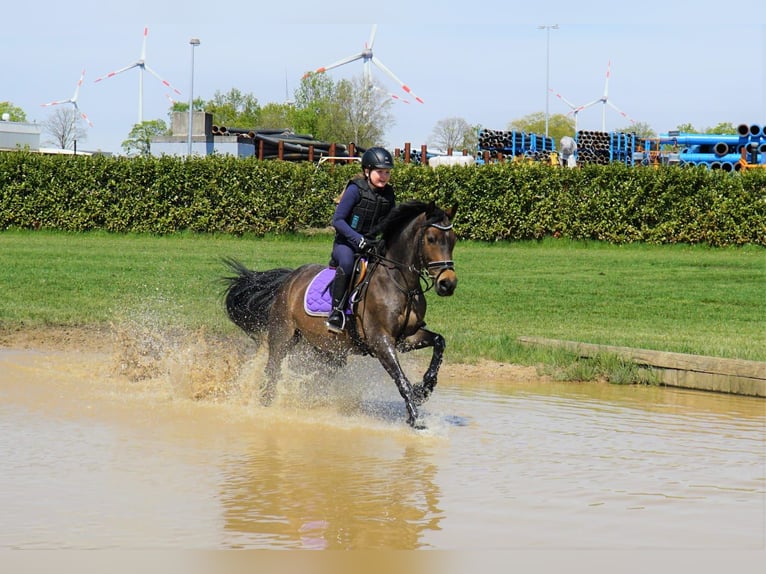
426;200;436;215
446;203;458;221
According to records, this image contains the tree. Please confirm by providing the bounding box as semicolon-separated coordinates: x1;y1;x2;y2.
42;108;87;150
0;101;27;122
122;120;168;156
291;73;342;139
333;77;393;147
675;122;696;133
429;117;478;152
706;122;737;135
258;102;293;130
616;121;656;139
169;97;206;114
507;112;575;143
204;88;260;129
291;73;394;146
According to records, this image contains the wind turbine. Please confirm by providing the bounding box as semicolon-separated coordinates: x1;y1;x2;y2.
549;88;582;133
303;24;424;104
574;60;635;132
41;68;93;127
94;27;182;124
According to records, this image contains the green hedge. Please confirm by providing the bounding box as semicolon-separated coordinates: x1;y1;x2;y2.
1;152;764;245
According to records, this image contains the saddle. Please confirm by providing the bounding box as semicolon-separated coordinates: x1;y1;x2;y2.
303;258;368;317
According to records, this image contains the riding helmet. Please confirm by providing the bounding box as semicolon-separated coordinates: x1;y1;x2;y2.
361;147;395;171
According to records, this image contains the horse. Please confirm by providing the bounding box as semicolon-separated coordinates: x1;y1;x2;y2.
222;200;458;429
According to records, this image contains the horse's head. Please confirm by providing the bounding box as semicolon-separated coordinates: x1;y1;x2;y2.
421;203;458;297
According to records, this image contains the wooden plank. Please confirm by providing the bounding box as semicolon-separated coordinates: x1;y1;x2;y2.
517;336;766;398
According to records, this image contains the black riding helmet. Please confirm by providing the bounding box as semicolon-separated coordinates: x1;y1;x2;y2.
361;147;394;171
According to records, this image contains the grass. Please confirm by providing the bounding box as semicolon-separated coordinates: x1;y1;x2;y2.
1;229;764;380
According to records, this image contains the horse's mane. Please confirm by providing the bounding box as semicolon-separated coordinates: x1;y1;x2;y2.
372;200;447;243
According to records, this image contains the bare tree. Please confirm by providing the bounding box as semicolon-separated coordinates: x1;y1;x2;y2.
429;117;477;152
335;76;394;147
42;108;87;150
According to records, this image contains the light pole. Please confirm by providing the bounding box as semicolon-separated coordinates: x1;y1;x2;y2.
538;24;558;138
188;37;200;157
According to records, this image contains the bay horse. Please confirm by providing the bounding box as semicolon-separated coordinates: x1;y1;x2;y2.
222;200;458;428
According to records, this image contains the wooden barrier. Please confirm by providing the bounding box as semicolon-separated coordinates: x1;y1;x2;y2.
518;336;766;397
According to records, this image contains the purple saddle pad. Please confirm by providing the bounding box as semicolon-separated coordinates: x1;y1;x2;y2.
304;267;352;317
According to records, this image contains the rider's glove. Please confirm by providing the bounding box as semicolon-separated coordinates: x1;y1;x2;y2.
357;237;378;254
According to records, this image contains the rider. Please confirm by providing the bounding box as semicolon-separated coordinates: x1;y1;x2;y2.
325;146;396;333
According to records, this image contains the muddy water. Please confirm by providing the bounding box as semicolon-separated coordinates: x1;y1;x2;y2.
0;346;764;551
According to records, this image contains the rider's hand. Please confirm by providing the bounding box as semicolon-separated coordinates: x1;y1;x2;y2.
357;237;379;254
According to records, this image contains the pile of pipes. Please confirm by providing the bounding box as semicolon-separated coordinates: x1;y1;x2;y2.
478;128;555;162
575;130;637;166
662;123;766;171
211;126;359;162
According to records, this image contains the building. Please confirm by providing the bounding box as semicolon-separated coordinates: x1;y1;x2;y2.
0;117;41;151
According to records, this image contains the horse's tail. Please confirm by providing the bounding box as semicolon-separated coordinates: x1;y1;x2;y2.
221;257;293;338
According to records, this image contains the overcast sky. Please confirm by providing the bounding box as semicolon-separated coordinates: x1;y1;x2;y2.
4;1;765;154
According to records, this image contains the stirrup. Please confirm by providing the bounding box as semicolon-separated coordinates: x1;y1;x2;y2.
326;310;346;334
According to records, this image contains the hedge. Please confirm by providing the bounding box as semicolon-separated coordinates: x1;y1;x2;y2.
0;152;764;246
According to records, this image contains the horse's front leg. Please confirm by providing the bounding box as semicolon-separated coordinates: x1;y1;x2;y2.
374;337;423;429
398;328;446;406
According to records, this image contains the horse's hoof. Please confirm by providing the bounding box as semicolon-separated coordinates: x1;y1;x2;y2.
407;416;427;431
260;391;275;407
411;384;431;407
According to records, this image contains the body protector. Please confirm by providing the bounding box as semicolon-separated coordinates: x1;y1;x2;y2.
346;177;394;236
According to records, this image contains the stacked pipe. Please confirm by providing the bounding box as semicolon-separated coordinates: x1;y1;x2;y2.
575;130;637;166
478;128;555;162
662;123;766;171
211;126;359;162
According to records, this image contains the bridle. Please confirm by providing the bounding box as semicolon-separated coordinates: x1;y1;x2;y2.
419;221;456;287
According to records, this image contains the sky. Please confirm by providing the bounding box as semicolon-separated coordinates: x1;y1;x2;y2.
4;1;765;154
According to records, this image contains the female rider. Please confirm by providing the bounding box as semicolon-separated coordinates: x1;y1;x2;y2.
325;146;396;333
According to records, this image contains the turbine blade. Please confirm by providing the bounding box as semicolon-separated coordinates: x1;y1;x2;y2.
603;60;611;98
367;24;378;49
93;61;140;83
372;84;409;104
77;106;94;128
576;98;601;112
72;69;86;100
41;98;70;107
304;52;365;77
371;56;424;103
606;100;635;123
549;88;577;110
140;27;148;62
364;60;372;89
144;64;182;95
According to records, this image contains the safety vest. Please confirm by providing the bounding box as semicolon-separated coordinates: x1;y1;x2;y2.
347;177;394;235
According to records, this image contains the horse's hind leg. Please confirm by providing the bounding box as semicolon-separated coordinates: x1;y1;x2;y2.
262;327;300;406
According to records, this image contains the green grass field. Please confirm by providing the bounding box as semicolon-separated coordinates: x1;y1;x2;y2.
1;230;764;370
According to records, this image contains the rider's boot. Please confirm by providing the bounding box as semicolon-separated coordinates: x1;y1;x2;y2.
326;267;350;334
